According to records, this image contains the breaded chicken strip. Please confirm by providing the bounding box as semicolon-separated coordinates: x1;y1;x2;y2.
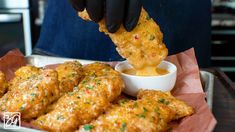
0;71;7;97
0;69;60;120
78;98;175;132
56;61;83;94
78;90;194;132
8;66;40;91
137;90;194;120
45;61;83;113
33;63;124;132
79;9;168;76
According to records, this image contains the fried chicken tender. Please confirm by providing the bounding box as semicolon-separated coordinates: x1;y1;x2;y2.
0;68;60;120
79;9;168;76
33;63;124;132
45;61;84;113
137;90;194;120
0;71;7;97
56;61;83;94
78;97;175;132
78;90;194;132
8;66;40;91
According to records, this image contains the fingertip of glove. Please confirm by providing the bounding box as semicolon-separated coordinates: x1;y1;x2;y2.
90;15;103;23
106;24;121;33
69;0;85;12
124;19;138;32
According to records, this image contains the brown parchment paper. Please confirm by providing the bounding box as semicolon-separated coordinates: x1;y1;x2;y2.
0;48;216;131
0;49;26;81
166;48;216;132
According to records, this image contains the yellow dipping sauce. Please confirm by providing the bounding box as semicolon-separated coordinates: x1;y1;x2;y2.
122;67;169;76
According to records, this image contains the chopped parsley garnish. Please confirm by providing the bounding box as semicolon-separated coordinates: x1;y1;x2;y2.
138;114;146;118
158;98;165;103
146;15;151;20
70;73;76;77
83;124;94;131
158;98;170;105
121;122;127;132
118;99;129;106
95;80;101;85
86;85;94;90
137;107;148;118
30;93;37;97
149;35;155;41
20;106;25;111
143;107;148;113
82;80;88;84
57;115;65;120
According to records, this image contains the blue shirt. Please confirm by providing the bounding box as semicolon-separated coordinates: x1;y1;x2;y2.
35;0;211;67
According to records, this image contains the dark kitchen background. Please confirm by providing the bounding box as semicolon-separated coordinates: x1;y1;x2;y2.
1;0;235;80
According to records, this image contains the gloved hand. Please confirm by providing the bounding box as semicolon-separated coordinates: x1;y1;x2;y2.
70;0;142;33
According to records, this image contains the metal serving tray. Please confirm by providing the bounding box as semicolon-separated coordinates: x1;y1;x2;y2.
0;55;215;132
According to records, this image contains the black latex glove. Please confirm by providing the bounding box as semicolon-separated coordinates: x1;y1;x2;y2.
70;0;142;33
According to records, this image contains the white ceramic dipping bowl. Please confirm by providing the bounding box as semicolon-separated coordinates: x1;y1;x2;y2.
115;61;177;97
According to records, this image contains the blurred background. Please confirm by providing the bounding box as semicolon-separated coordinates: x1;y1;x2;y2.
1;0;235;80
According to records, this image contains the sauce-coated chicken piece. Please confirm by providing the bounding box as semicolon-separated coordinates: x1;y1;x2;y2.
79;9;168;76
56;61;83;94
78;90;194;132
137;90;194;120
33;63;124;132
0;68;60;120
0;71;7;97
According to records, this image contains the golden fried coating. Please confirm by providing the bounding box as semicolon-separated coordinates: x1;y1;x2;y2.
137;90;194;120
14;65;40;78
79;9;168;76
78;98;175;132
0;69;60;120
78;90;194;132
33;63;124;132
82;63;124;101
56;61;83;94
8;66;40;91
0;71;7;97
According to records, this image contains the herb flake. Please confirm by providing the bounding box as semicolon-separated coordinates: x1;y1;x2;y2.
57;115;65;120
121;122;127;132
86;85;94;90
149;35;155;41
20;106;25;111
83;124;94;131
158;98;170;105
146;15;151;20
118;99;129;106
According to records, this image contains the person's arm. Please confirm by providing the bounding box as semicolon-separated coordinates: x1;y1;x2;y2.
70;0;142;33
